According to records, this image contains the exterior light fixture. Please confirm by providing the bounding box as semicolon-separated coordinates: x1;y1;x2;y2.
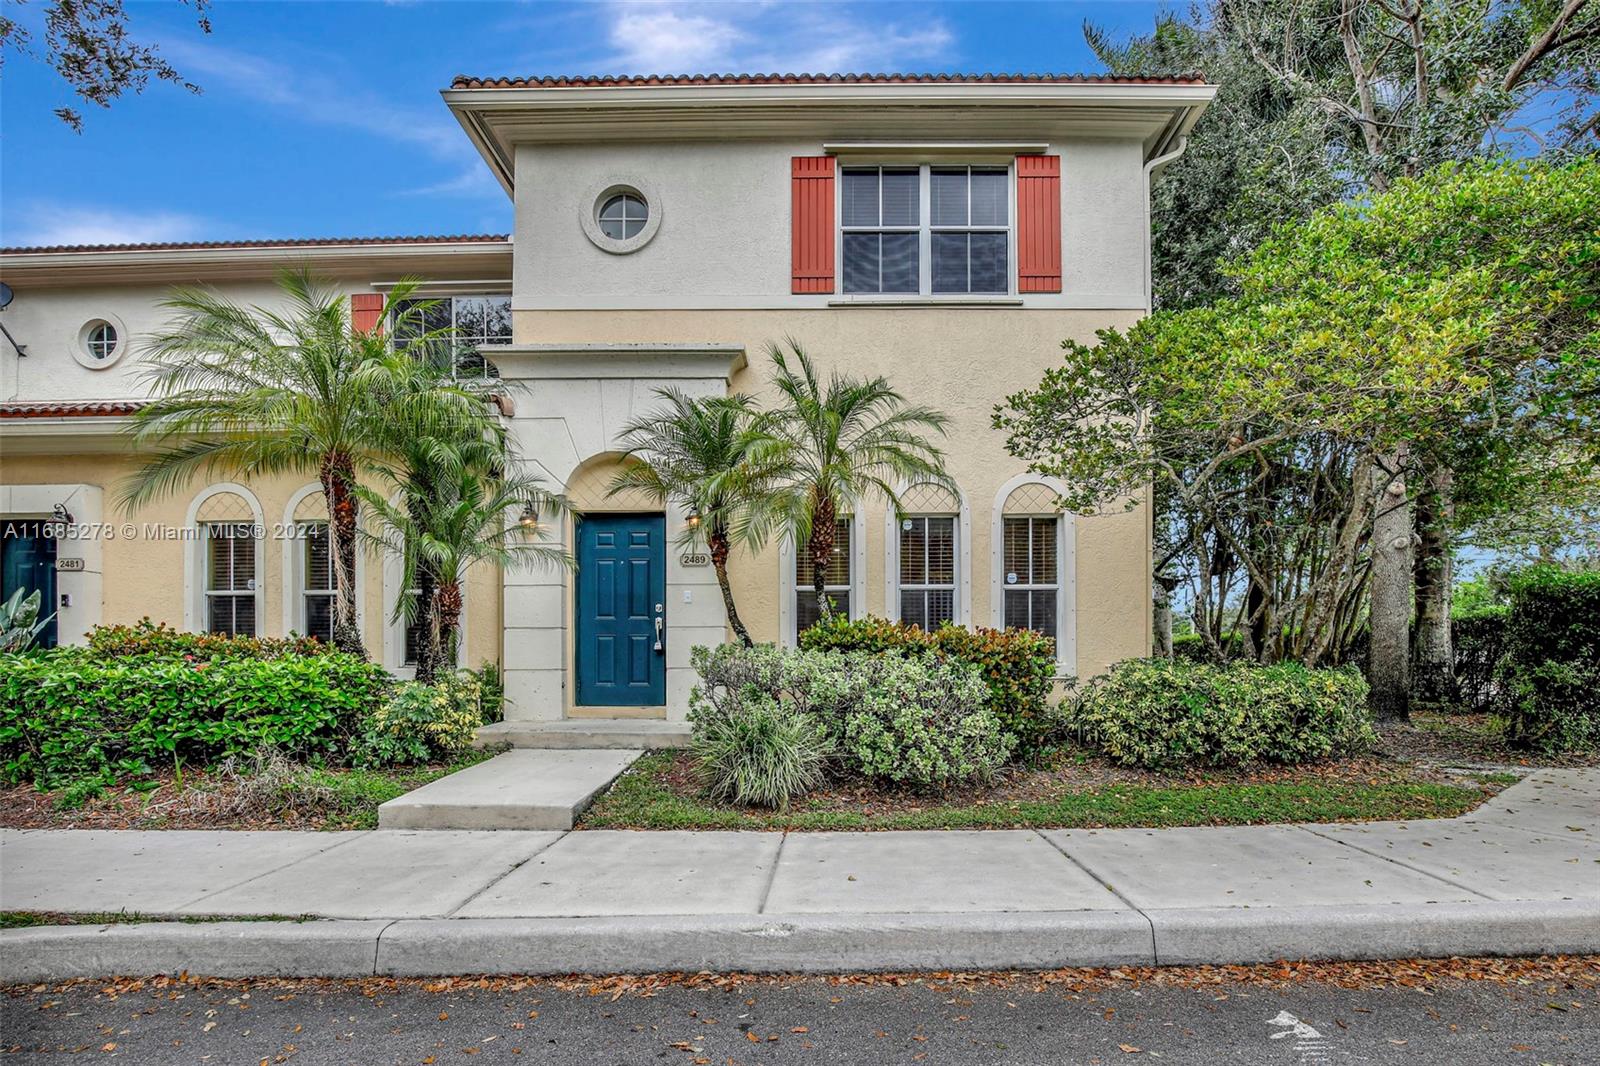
686;512;702;530
519;502;539;532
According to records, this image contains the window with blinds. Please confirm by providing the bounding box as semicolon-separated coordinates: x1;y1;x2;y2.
899;515;956;631
841;164;1011;296
793;518;852;637
205;523;257;636
1002;516;1058;638
299;522;334;644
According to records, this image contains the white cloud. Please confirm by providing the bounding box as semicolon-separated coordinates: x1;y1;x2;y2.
589;1;955;74
1;203;213;248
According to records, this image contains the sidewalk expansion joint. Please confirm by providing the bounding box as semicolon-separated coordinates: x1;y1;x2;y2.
1033;830;1160;965
172;831;371;913
756;831;789;915
444;830;570;918
371;919;398;976
1292;824;1496;901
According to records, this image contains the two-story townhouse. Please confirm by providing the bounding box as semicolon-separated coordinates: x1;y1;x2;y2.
0;73;1214;743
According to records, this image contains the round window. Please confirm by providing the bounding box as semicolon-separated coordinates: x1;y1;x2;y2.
597;193;648;240
86;322;118;361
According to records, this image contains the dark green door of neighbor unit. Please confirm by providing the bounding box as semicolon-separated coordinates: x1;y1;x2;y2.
575;514;666;707
1;526;58;648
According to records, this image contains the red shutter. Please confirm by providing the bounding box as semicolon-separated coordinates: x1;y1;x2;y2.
791;155;836;294
1016;154;1062;293
351;293;384;334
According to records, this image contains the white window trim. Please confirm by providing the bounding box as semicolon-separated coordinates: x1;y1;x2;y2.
183;483;264;635
382;545;467;678
279;483;365;642
884;484;972;627
70;312;129;370
836;162;1017;299
579;176;663;254
778;511;867;647
990;473;1077;676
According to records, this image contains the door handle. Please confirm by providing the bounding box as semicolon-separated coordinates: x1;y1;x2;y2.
653;615;664;653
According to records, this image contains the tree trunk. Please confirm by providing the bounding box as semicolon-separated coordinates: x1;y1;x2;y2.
1412;461;1456;706
709;525;753;647
1368;445;1413;722
321;455;367;658
807;491;838;623
412;563;443;685
1153;573;1176;658
435;578;464;669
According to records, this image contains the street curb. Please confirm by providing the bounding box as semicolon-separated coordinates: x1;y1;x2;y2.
5;901;1598;981
0;920;390;983
1147;900;1600;965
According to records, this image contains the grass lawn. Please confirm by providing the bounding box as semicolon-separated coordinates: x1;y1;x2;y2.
0;748;502;832
578;749;1505;832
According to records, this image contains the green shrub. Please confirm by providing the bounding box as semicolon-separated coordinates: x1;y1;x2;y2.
689;689;830;809
1066;658;1375;770
0;651;390;788
470;661;506;723
800;616;1058;753
85;618;330;661
357;673;487;767
690;642;1014;791
1452;606;1509;713
1498;567;1600;753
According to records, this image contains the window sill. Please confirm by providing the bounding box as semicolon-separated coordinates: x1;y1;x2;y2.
827;296;1024;308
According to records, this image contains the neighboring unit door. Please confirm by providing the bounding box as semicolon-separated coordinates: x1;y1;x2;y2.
1;527;58;648
574;513;666;707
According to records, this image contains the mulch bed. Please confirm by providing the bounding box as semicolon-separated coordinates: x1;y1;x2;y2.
1377;711;1600;770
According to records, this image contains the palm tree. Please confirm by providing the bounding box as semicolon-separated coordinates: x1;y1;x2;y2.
360;447;568;680
611;389;778;647
755;339;955;624
124;270;455;655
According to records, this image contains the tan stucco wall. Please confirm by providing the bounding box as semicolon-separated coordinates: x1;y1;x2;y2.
0;451;502;669
513;307;1152;678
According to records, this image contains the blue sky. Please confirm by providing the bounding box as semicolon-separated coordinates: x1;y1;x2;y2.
1;1;1172;247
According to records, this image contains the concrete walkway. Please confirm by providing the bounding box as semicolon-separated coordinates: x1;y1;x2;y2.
2;769;1595;981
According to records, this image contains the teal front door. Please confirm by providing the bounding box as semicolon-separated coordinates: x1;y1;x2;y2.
575;514;666;707
1;523;58;648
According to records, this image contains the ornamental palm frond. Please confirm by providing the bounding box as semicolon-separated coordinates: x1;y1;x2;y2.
122;270;457;655
752;338;955;624
611;389;781;646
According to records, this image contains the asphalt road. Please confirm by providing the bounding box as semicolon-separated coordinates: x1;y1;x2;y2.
3;967;1595;1065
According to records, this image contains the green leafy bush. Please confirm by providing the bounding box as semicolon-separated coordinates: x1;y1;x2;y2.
0;651;390;788
85;618;330;661
1452;606;1509;713
358;673;487;767
690;642;1014;791
1066;658;1375;769
799;616;1058;753
1498;568;1600;754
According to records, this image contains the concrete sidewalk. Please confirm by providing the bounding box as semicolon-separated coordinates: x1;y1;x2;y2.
2;769;1595;980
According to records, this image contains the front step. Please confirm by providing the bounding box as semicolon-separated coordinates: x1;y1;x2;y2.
377;749;640;831
476;719;691;750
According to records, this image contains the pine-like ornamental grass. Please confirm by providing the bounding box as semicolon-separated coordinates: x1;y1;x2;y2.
690;694;830;810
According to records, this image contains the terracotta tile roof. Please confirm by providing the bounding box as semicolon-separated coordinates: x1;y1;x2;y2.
0;400;146;419
450;72;1208;90
0;234;510;256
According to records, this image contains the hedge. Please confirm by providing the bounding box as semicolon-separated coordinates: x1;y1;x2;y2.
84;618;330;661
798;616;1059;753
1452;606;1508;713
0;650;390;787
1498;568;1600;754
1065;657;1375;770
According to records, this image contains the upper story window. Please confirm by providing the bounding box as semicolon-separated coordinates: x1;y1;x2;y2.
841;165;1011;296
390;294;510;379
598;193;648;240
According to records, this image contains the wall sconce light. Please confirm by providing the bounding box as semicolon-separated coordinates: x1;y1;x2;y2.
685;512;702;531
519;501;539;533
52;503;74;526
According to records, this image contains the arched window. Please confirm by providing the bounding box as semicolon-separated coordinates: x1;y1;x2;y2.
991;476;1075;673
185;484;264;637
887;482;970;630
781;511;866;645
282;487;334;643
